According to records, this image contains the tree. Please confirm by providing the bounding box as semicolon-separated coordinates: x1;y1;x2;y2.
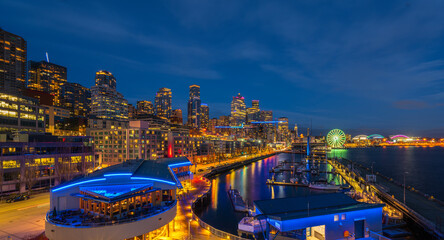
23;165;39;195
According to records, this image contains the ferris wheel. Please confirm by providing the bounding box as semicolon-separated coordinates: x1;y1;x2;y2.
327;129;346;148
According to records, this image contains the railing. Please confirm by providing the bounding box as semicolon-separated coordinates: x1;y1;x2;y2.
369;231;391;240
191;176;249;240
46;200;177;228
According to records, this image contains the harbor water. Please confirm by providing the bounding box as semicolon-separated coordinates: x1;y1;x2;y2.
197;153;342;235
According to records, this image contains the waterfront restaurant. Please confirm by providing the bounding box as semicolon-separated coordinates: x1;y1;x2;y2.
45;157;192;240
253;193;384;240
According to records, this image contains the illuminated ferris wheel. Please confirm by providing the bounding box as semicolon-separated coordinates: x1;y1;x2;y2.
327;129;346;148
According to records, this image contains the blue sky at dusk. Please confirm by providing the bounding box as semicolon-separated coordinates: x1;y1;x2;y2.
1;0;444;136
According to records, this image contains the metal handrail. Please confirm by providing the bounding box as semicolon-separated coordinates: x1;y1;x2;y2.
46;200;177;228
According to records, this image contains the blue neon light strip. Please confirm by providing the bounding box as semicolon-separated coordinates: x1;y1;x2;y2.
103;173;133;177
130;177;176;185
251;121;285;124
52;178;106;192
168;162;192;168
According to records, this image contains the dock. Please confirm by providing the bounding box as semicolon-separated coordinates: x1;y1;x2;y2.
266;180;308;187
228;188;249;212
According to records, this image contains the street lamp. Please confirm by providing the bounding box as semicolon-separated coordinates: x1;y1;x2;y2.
403;172;409;205
188;219;192;239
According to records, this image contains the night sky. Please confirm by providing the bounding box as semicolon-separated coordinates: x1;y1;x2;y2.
1;1;444;136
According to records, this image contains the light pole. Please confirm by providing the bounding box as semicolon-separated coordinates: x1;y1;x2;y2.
403;172;408;205
188;219;192;240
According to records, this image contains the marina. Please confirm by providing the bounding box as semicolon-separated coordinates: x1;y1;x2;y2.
195;148;444;239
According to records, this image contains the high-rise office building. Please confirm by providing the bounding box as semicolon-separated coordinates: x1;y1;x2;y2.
137;100;154;115
61;82;91;117
201;103;209;130
90;70;128;120
95;70;116;89
154;88;172;120
187;85;201;128
260;110;273;121
247;100;260;123
278;117;289;142
171;109;183;125
230;93;246;126
28;60;67;107
0;29;27;94
128;104;136;119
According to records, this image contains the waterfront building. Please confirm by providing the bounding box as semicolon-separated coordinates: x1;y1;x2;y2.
201;103;209;130
154;88;172;120
0;28;27;94
251;193;384;240
27;60;67;107
170;109;183;125
187;85;201;128
0;92;45;133
231;93;246;126
60;82;91;117
247;100;260;123
90;70;128;120
45;157;192;240
294;124;298;137
0;133;94;194
137;100;154;115
128;103;136;119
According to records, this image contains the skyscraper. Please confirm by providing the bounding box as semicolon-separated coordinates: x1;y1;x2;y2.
247;100;260;123
278;117;290;142
260;110;273;121
154;87;172;120
137;100;154;115
0;28;27;94
61;82;91;117
90;70;128;120
201;103;209;130
28;60;67;107
171;109;183;125
187;85;201;128
128;104;136;119
230;93;246;126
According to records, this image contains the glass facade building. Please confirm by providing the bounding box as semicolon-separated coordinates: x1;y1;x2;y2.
27;60;67;107
154;88;172;120
61;82;91;117
0;29;27;95
187;85;201;128
0;92;45;133
91;70;128;120
230;93;246;126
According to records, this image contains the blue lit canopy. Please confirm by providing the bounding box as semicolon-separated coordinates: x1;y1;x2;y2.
79;183;154;201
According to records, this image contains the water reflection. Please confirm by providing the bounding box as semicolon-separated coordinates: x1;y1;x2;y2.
198;153;342;235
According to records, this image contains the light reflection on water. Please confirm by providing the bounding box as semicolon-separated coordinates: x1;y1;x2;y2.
198;153;343;235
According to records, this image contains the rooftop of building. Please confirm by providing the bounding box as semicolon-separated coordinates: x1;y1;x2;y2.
254;193;384;221
52;157;192;193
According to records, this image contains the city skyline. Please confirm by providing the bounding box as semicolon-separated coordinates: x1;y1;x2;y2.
1;1;444;136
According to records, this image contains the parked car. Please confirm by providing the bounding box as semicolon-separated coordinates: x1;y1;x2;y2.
6;193;30;203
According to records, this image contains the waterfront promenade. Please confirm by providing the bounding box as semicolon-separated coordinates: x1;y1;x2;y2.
330;157;444;238
0;150;278;240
